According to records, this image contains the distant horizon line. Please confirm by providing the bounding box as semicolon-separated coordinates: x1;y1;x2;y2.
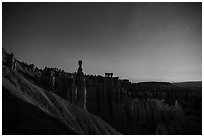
2;48;202;84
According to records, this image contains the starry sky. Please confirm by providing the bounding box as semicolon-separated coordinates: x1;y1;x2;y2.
2;2;202;82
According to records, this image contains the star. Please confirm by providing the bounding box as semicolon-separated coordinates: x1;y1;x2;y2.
185;26;192;33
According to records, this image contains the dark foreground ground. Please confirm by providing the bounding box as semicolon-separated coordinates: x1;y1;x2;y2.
2;50;202;134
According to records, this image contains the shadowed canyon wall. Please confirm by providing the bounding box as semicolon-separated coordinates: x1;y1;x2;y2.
3;50;201;135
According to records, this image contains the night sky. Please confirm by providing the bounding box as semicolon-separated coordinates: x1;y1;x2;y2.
2;2;202;82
